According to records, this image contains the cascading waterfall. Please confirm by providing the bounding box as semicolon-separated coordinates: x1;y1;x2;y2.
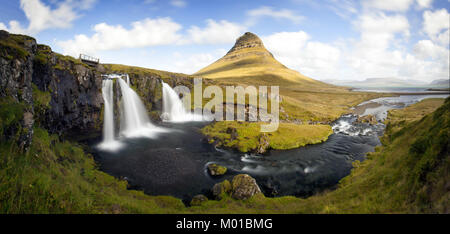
97;74;168;151
161;81;203;122
117;77;159;137
126;74;130;86
98;79;122;151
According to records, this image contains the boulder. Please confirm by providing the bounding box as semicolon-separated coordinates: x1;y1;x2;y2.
212;179;232;200
190;194;208;206
207;163;227;176
356;114;378;125
231;174;261;200
256;133;270;154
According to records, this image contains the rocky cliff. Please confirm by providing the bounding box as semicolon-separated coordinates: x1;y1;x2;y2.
0;30;195;150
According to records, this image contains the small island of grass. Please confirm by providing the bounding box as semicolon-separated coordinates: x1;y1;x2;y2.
201;122;333;153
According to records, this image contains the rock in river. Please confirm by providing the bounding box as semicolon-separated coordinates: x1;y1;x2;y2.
207;163;227;176
231;174;261;200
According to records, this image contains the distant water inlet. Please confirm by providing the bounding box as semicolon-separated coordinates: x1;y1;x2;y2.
161;81;203;122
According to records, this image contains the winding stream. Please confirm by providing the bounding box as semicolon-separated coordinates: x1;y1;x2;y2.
91;93;448;202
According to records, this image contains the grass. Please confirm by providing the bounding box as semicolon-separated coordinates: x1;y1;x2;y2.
201;121;333;152
0;33;34;60
0;93;447;214
0;126;185;214
188;97;450;213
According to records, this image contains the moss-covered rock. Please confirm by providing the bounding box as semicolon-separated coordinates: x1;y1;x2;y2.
207;163;227;176
231;174;262;200
212;180;232;200
190;194;208;206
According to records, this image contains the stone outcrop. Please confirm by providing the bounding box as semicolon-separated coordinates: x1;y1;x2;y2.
212;180;232;200
231;174;262;200
190;194;208;206
207;163;227;176
356;114;378;125
211;174;262;200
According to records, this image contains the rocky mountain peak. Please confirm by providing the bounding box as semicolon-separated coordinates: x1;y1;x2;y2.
226;32;266;54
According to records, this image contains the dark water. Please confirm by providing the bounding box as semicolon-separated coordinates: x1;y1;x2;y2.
90;94;448;201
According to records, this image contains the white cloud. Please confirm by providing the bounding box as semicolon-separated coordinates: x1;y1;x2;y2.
413;40;448;60
57;17;182;56
423;9;450;45
183;19;246;45
354;12;410;51
364;0;414;12
416;0;433;9
0;0;96;35
246;6;304;25
172;50;226;74
170;0;186;8
262;31;341;79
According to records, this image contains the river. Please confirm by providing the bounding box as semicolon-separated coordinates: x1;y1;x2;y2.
90;93;449;203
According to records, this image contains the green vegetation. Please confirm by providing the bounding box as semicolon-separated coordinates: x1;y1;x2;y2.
0;33;33;60
207;164;227;176
188;97;450;213
104;64;193;81
0;84;447;214
32;84;51;108
0;97;26;139
201;122;333;152
0;127;185;213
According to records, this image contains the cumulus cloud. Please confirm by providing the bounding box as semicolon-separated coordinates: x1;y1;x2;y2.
0;0;96;35
183;19;246;45
416;0;433;9
423;9;450;45
261;8;448;82
246;6;304;25
57;17;182;56
363;0;414;12
346;10;448;81
262;31;341;79
171;49;227;74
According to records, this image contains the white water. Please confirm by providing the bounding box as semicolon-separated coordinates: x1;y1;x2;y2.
117;78;164;138
126;74;130;86
161;81;203;122
98;79;123;151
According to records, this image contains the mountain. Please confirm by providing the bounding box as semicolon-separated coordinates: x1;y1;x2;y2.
430;79;449;87
194;32;323;85
323;78;430;88
194;32;383;122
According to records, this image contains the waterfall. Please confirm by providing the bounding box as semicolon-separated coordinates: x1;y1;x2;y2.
161;81;203;122
126;74;130;86
98;79;122;151
117;78;158;137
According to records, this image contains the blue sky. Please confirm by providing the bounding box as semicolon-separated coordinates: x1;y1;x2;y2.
0;0;448;82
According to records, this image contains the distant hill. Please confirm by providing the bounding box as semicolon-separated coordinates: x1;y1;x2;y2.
430;79;449;87
323;78;430;88
323;78;450;89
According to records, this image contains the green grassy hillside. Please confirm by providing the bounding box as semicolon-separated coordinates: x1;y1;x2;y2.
1;96;447;213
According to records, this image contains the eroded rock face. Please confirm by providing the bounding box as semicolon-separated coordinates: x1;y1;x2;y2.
0;30;36;150
231;174;262;200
